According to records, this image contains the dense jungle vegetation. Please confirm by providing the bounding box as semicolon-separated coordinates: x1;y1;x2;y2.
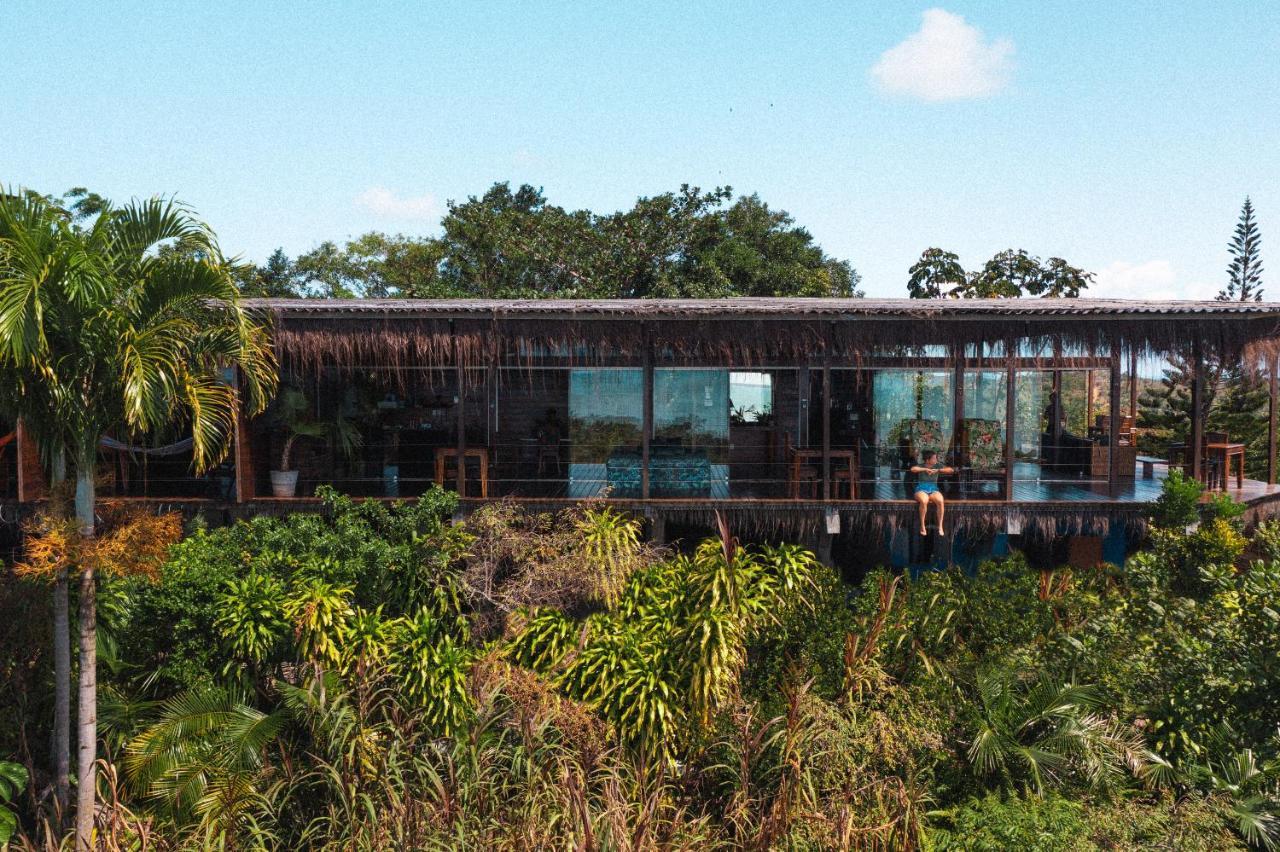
1;473;1279;850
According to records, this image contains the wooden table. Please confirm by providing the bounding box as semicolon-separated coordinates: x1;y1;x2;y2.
434;447;490;497
1135;455;1165;479
1170;442;1245;491
1207;442;1246;490
789;449;857;499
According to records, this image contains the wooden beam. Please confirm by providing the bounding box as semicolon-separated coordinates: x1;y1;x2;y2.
1269;353;1278;485
1190;339;1204;485
1109;343;1122;492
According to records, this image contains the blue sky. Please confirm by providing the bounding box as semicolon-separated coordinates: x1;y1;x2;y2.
4;1;1277;297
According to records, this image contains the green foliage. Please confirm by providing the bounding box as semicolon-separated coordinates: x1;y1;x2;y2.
1152;468;1205;529
0;760;27;847
931;792;1091;851
111;485;463;691
28;478;1280;849
906;246;1093;299
246;182;862;300
1220;196;1264;303
964;667;1143;794
388;608;473;735
510;525;819;763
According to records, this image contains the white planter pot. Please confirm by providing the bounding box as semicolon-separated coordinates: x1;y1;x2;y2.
270;470;299;498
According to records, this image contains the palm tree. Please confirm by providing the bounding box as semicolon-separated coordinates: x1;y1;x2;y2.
0;192;277;848
966;665;1145;795
0;193;83;822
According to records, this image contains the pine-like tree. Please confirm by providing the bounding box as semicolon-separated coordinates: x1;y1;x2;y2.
1219;197;1264;301
1210;198;1268;476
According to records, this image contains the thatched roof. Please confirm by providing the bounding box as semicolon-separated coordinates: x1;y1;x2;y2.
241;297;1280;374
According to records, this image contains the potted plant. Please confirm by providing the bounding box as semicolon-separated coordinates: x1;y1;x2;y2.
269;388;361;497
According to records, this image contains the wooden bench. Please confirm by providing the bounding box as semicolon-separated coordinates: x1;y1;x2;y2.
1136;455;1165;479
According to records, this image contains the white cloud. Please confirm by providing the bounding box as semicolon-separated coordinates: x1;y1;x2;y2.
871;9;1014;102
1091;260;1218;301
354;186;441;221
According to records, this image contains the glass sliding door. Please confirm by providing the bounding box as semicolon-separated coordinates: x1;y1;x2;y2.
568;369;643;497
652;369;729;498
960;370;1008;497
871;369;953;499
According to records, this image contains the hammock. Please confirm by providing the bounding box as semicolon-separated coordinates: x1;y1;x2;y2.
99;436;194;457
0;431;13;449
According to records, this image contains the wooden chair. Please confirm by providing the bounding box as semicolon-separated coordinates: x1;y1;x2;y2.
784;433;820;499
832;465;856;499
1180;431;1226;489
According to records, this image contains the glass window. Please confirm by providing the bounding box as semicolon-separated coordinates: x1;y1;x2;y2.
729;372;773;423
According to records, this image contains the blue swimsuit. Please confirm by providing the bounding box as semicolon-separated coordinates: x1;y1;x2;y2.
915;467;941;495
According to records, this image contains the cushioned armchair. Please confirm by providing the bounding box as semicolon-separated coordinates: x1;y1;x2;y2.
956;418;1004;496
896;418;945;496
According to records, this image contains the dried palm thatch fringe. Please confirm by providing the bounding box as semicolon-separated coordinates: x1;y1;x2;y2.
265;308;1280;380
849;504;1147;542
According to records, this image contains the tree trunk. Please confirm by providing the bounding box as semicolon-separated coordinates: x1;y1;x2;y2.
53;571;70;819
73;467;96;851
51;447;70;822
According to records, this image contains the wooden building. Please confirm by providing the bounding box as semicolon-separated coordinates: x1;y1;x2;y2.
7;297;1280;565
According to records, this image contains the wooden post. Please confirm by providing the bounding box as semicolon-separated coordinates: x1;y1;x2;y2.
233;372;255;503
15;420;46;502
1109;343;1122;492
1085;369;1094;428
641;325;653;500
1129;347;1139;418
954;345;966;497
1269;352;1278;485
455;327;466;497
1190;339;1204;484
797;366;810;448
1004;340;1016;500
1051;340;1064;450
821;355;832;501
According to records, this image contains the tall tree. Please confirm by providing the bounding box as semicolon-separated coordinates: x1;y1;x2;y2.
907;248;966;298
906;248;1092;298
1220;197;1264;302
0;193;277;848
0;194;75;821
235;248;302;298
1210;198;1267;474
269;182;861;301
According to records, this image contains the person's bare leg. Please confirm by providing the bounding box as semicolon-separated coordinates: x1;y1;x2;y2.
915;491;929;535
931;492;946;535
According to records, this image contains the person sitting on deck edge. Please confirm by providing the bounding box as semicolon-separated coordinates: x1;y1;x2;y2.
911;450;955;536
